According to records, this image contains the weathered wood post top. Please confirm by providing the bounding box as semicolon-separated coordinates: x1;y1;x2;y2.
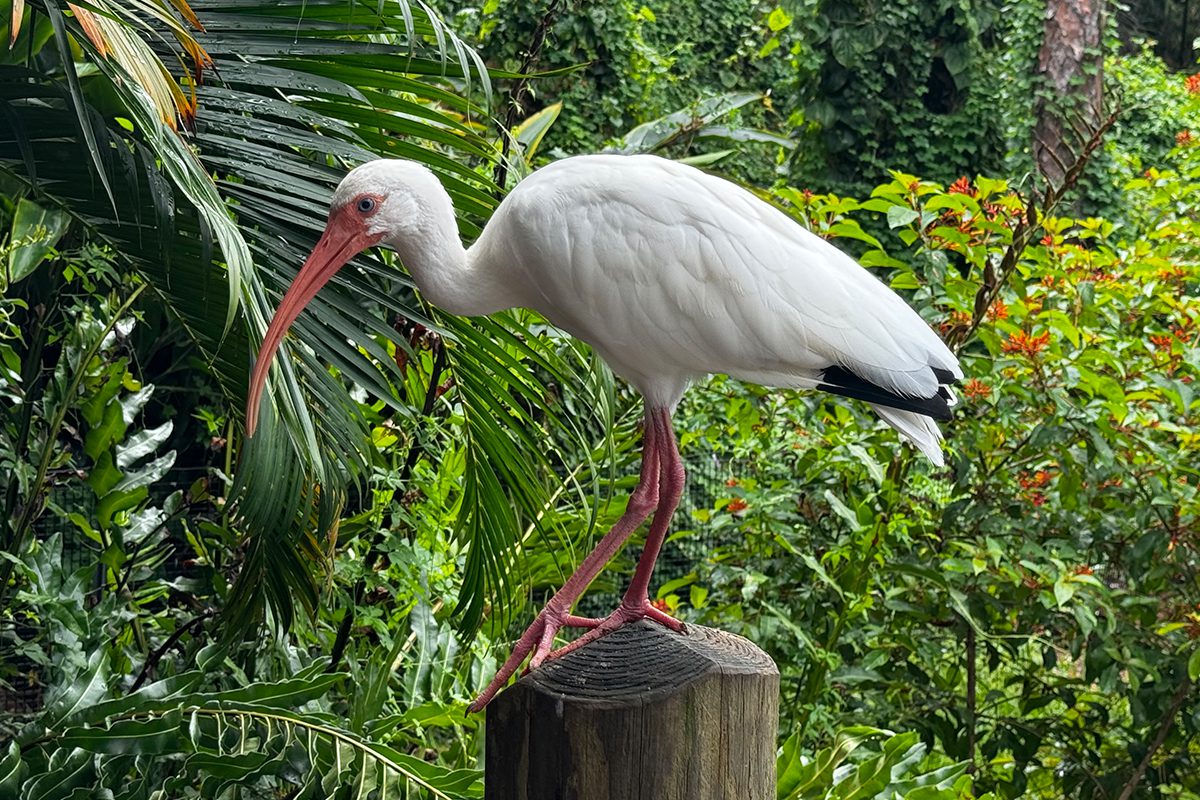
485;620;779;800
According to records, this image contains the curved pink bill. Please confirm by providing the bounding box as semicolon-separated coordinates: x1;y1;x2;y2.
245;207;382;437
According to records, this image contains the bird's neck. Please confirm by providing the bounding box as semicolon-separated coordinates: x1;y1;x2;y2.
389;193;514;317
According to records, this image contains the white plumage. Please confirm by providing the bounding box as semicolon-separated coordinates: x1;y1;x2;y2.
246;153;963;710
491;157;956;403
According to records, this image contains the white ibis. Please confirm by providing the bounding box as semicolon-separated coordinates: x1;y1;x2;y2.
245;154;962;712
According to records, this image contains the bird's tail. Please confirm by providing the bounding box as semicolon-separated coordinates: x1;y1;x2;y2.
869;404;946;466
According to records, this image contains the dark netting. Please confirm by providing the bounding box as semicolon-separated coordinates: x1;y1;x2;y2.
0;467;211;719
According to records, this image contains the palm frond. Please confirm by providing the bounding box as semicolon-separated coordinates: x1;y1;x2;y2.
16;665;483;799
1;0;635;636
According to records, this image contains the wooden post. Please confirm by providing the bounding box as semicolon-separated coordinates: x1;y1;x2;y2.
485;620;779;800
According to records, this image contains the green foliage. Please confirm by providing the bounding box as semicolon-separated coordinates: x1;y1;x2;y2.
0;194;153;607
452;0;793;175
1077;46;1200;217
5;3;1200;799
766;0;1041;195
777;727;970;800
453;0;1046;192
4;532;484;798
662;145;1200;797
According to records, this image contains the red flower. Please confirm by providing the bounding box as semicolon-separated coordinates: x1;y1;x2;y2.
962;378;991;400
948;176;977;197
651;598;670;613
1186;73;1200;94
1018;471;1051;506
725;477;740;487
1176;130;1193;146
1041;234;1055;246
726;498;748;513
987;301;1009;321
1001;330;1051;357
1019;470;1053;489
939;309;972;333
1157;265;1187;283
1149;333;1174;349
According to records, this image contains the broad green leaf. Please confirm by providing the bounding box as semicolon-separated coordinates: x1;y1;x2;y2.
886;206;920;228
115;421;174;469
58;710;184;755
43;650;109;726
0;742;25;797
7;196;70;284
513;101;562;163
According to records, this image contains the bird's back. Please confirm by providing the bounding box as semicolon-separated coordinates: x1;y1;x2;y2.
472;154;961;418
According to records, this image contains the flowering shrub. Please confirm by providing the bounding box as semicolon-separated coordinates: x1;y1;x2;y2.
668;144;1200;797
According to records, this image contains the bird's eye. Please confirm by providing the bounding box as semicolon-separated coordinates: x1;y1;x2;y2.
356;197;376;213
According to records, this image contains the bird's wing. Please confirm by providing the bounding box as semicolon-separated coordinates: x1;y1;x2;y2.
591;157;962;401
491;154;960;410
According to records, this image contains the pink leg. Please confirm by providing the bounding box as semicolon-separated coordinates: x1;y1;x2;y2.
467;415;662;713
546;407;686;661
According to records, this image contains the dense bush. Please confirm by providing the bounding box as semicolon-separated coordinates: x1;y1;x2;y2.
666;145;1200;797
450;0;1041;193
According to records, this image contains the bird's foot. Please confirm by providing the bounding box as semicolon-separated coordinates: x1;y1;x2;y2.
466;600;684;714
544;597;685;662
467;603;597;714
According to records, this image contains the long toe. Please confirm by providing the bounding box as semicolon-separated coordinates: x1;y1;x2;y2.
526;621;560;672
645;603;685;631
470;604;613;712
469;613;548;713
544;599;684;661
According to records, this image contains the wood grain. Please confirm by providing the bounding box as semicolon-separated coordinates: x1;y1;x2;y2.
485;620;779;800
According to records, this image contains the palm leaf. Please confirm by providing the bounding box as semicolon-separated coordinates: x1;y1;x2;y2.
1;0;635;637
18;667;484;798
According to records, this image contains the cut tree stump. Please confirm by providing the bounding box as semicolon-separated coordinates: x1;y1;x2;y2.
485;620;779;800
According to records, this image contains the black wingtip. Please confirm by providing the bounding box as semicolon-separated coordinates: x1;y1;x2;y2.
817;365;954;421
931;367;960;384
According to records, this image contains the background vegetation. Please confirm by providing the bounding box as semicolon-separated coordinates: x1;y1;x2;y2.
1;0;1197;798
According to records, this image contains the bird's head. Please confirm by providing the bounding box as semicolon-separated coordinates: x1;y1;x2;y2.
245;158;438;437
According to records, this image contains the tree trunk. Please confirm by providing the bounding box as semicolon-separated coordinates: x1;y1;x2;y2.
1033;0;1104;188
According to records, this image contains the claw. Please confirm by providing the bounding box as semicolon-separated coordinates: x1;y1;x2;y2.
467;598;684;713
468;604;578;713
546;598;683;661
